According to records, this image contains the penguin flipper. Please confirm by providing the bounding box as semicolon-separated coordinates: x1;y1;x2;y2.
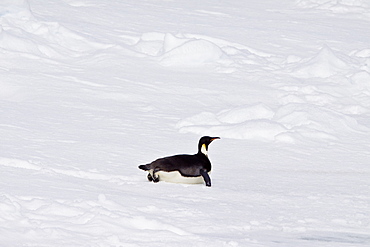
200;169;211;187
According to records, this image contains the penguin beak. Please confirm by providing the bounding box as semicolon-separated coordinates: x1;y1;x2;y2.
210;137;220;142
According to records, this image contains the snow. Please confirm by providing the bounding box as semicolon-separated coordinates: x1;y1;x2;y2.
290;45;353;78
1;0;370;246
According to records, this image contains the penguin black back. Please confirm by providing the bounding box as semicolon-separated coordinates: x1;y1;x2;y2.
138;136;220;187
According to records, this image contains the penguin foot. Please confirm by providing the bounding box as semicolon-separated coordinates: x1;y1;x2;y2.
152;174;160;183
152;168;160;183
147;173;153;182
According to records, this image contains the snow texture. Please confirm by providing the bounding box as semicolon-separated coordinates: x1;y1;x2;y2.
1;0;370;246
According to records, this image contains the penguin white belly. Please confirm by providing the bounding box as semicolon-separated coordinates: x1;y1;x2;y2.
156;171;206;184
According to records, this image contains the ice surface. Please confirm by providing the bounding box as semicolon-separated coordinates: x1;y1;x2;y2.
1;0;370;246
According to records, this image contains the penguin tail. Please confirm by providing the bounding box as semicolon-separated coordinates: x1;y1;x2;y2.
138;164;150;171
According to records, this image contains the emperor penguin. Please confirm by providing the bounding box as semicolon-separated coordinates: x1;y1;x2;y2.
138;136;220;187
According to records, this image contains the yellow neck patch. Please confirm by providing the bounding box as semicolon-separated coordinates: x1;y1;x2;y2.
201;144;208;156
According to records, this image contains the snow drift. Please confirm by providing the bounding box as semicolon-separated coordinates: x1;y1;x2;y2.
1;0;370;246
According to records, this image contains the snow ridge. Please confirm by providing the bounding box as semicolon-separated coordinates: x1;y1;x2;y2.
0;0;109;59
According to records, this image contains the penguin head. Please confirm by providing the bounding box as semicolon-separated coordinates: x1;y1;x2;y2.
198;136;220;156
